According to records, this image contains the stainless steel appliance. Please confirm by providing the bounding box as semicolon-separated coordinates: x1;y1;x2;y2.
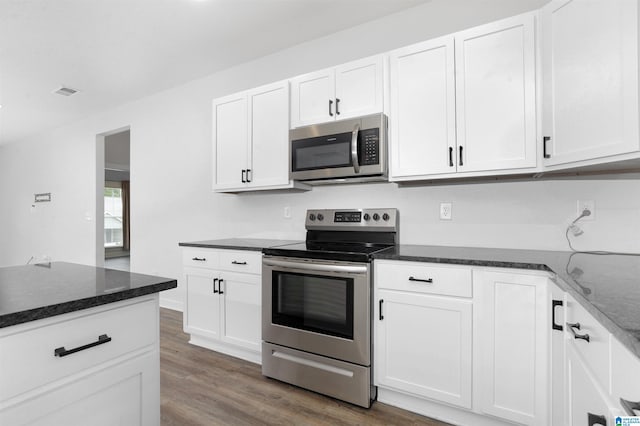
289;114;388;184
262;208;398;407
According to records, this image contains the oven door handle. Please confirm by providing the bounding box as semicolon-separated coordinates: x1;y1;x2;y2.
351;123;360;174
263;258;367;274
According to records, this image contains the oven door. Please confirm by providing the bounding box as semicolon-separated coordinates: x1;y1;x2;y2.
262;256;370;366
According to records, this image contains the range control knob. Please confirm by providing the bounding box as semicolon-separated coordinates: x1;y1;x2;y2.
317;213;324;221
373;213;380;221
363;213;370;221
382;213;390;221
309;213;316;221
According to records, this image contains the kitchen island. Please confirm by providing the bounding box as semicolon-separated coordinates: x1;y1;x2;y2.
0;262;177;426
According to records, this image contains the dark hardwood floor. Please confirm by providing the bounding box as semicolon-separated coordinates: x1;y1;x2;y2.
160;308;449;426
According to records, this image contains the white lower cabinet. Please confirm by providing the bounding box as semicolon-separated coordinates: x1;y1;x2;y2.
375;260;552;426
0;295;160;426
376;289;473;409
473;270;550;425
182;248;262;363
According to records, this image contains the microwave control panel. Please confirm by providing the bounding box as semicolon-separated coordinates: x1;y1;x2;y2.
360;128;379;165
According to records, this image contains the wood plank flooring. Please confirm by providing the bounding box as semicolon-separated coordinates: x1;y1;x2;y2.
160;308;450;426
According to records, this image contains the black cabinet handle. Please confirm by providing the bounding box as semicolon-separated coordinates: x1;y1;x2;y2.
246;169;252;183
379;299;384;320
587;412;607;425
543;136;551;159
213;278;219;294
335;98;341;115
552;300;563;331
232;261;247;265
218;279;224;294
567;322;590;342
449;147;454;167
241;169;246;183
54;334;112;357
329;99;334;117
459;146;463;166
409;276;433;284
620;398;640;416
192;257;206;262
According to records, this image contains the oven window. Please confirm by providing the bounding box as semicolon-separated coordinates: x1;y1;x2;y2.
272;271;354;339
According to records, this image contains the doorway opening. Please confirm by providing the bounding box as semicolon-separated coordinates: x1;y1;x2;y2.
96;128;131;271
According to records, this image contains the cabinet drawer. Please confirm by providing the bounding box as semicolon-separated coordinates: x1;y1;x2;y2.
376;261;472;297
219;250;261;274
182;248;219;269
565;295;611;392
0;297;157;401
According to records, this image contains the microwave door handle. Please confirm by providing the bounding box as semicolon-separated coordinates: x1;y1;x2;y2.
351;124;360;173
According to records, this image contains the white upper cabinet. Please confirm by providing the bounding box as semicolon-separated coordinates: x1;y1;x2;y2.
455;13;537;173
214;93;248;191
389;36;457;178
541;0;640;168
389;13;538;181
290;55;384;128
213;81;307;193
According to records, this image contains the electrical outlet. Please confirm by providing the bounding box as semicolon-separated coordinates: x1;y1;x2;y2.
283;206;291;219
576;200;595;221
440;202;452;220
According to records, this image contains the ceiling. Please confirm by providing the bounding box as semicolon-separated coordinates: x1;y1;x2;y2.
0;0;429;145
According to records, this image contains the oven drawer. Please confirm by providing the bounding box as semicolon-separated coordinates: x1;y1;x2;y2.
375;260;472;297
262;342;372;408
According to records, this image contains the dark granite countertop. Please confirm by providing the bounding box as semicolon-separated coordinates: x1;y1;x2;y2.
0;262;177;328
179;238;302;251
374;245;640;358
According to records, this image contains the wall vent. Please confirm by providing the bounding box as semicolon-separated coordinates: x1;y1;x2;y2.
54;86;79;96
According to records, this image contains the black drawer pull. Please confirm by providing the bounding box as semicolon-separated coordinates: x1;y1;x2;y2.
54;334;112;357
218;279;224;295
408;276;433;284
246;169;252;183
567;322;590;342
620;398;640;416
241;169;246;183
232;261;247;265
379;299;384;320
449;147;454;167
543;136;551;159
213;278;219;294
459;146;463;166
192;257;206;262
587;412;606;426
552;300;563;331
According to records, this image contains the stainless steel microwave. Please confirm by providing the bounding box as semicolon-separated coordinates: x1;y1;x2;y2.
290;113;387;184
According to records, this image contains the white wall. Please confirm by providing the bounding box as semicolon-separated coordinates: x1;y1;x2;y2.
1;0;638;310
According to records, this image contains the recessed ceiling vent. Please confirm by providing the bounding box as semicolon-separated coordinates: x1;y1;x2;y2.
54;86;79;97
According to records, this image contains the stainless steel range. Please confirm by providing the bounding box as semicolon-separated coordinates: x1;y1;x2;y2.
261;208;398;407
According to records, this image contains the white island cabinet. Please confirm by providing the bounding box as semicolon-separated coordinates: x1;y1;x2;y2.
0;295;161;426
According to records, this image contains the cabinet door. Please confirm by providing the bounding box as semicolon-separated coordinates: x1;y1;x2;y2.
247;81;290;188
455;13;537;173
375;289;472;409
541;0;639;167
566;344;614;426
0;350;159;426
290;68;335;127
389;36;456;179
219;271;261;352
184;270;221;340
550;283;567;426
334;55;384;120
213;93;249;190
474;270;549;425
